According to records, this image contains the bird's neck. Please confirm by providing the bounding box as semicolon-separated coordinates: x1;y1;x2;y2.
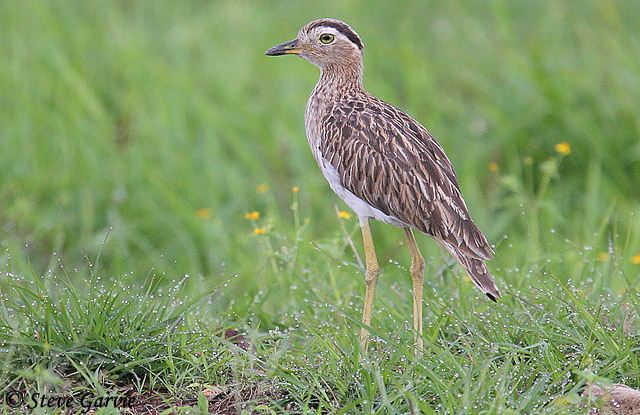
316;62;364;95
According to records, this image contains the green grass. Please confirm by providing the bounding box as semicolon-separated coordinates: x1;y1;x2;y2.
1;0;640;413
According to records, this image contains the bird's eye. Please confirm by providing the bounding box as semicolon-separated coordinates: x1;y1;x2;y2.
319;33;335;44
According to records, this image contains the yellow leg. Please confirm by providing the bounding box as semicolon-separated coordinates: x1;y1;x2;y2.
403;228;425;354
360;219;380;349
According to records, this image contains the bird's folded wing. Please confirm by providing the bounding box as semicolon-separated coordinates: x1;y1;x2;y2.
319;96;493;260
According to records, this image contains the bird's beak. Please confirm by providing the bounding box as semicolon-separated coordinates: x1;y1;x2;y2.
264;39;300;56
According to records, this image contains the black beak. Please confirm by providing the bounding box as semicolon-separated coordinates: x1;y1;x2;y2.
264;39;300;56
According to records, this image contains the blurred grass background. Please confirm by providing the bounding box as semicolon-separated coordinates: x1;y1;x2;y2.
1;0;640;315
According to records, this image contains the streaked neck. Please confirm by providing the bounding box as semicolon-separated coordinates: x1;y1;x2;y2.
317;61;364;93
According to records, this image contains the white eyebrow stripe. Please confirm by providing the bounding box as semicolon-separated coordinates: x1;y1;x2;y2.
316;27;341;36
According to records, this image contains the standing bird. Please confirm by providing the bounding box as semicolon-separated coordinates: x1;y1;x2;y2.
265;19;500;351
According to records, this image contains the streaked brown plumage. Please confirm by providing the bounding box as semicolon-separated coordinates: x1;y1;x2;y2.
266;18;500;351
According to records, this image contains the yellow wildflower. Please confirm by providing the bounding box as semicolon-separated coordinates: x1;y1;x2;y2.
253;228;266;235
338;210;351;220
555;142;571;155
292;186;300;193
632;254;640;265
487;162;498;172
196;208;212;219
244;211;260;220
256;183;269;194
597;252;610;262
523;156;533;165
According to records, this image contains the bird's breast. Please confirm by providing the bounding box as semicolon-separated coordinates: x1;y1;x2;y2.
304;92;327;165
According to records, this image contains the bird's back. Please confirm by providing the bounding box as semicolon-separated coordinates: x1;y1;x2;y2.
306;86;500;299
307;86;494;261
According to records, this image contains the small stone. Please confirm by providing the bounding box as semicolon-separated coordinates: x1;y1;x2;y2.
581;383;640;415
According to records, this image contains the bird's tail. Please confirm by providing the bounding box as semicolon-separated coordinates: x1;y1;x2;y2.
442;242;501;301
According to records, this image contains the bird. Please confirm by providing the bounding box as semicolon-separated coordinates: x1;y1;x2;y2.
265;18;500;352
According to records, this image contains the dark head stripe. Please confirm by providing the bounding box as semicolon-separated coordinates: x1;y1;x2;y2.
308;20;363;50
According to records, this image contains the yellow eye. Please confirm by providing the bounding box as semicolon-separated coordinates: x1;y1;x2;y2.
319;33;335;44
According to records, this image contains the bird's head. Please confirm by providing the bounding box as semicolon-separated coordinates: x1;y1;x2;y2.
265;19;364;70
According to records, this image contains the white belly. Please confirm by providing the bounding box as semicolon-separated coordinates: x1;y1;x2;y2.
317;155;408;228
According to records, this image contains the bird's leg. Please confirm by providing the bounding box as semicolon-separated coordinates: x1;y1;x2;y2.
360;219;380;349
403;227;425;354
